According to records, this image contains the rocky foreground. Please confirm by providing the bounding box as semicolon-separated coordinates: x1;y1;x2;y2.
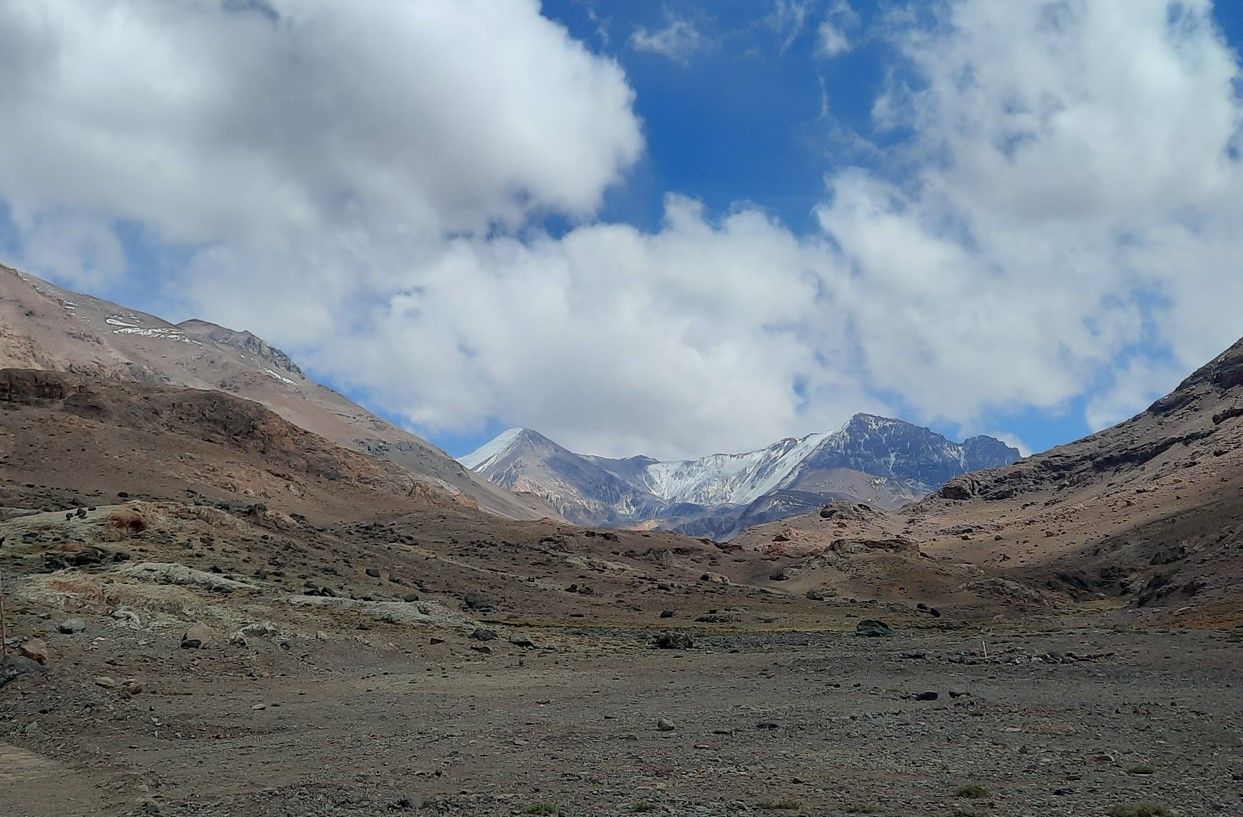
2;610;1241;817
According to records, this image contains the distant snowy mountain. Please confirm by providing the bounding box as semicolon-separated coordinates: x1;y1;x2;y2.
459;416;1021;538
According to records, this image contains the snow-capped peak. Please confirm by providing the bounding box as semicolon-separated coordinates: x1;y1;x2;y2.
458;428;527;470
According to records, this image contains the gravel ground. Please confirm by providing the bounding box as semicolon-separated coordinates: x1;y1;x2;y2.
2;621;1241;817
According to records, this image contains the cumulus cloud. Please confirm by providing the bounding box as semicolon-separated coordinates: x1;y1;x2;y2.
815;0;1243;431
0;0;1241;461
630;14;705;64
0;0;642;244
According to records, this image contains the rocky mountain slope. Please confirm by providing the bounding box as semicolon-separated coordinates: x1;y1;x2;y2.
0;264;550;519
733;335;1243;618
461;418;1019;538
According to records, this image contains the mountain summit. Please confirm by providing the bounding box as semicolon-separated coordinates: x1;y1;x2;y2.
460;417;1019;537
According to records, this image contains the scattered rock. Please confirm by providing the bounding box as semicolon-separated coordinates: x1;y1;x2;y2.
111;609;142;626
365;567;382;578
508;633;536;649
462;590;493;612
18;638;49;666
180;622;216;649
652;631;694;650
471;628;498;642
855;619;892;638
0;655;43;688
756;721;780;730
95;675;120;689
656;718;676;732
659;610;677;619
57;618;87;635
392;794;426;811
948;688;971;699
121;679;144;696
914;691;939;701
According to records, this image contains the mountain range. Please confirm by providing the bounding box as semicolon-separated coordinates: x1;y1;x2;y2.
459;417;1020;538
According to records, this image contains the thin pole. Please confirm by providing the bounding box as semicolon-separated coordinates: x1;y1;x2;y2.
0;572;8;657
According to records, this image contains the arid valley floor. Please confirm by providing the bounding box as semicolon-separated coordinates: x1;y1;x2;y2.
2;267;1242;816
1;485;1240;817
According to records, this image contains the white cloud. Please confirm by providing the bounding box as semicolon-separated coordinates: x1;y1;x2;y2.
765;0;814;54
182;195;880;459
0;0;642;246
630;15;705;64
816;23;851;58
814;0;1243;430
1;0;1242;462
19;214;127;290
816;1;857;58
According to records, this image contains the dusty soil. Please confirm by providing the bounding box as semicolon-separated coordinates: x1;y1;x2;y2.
2;611;1241;817
1;493;1240;817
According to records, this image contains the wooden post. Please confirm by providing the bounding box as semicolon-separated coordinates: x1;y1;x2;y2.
0;571;8;657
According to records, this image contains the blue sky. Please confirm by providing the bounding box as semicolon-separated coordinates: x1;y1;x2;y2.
1;1;1242;461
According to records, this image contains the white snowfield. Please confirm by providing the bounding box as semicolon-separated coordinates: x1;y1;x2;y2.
639;431;831;506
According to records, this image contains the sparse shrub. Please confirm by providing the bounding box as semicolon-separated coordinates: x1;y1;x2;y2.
522;803;558;815
1106;803;1171;817
954;784;990;798
758;798;802;810
1126;762;1156;775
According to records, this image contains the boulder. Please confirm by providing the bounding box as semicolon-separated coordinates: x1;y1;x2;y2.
18;638;49;666
855;619;893;638
180;622;216;649
0;655;43;688
57;618;87;635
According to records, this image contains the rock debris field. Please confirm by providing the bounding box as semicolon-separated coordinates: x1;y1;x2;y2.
3;619;1241;817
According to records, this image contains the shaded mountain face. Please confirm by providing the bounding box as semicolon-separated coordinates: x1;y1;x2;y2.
461;420;1019;538
731;336;1243;619
0;264;551;520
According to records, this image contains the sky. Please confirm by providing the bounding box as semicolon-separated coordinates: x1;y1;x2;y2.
1;0;1242;462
